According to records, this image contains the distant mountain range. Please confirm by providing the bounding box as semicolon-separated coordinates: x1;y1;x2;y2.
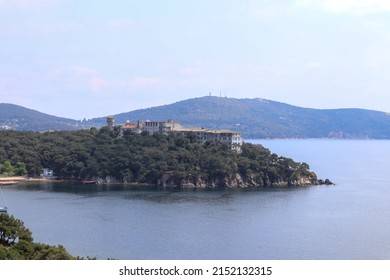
2;97;390;139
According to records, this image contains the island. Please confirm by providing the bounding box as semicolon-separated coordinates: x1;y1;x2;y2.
0;124;332;188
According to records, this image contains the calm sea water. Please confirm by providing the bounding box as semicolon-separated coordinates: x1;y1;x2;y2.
2;140;390;260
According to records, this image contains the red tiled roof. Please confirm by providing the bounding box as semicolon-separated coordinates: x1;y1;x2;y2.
121;124;137;129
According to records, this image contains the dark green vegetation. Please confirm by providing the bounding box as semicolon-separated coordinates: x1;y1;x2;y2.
0;128;322;187
3;96;390;138
0;213;74;260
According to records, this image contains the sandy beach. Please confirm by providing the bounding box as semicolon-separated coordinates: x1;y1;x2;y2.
0;177;25;185
0;176;46;185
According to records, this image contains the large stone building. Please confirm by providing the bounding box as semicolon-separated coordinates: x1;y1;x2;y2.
175;127;243;152
119;119;182;135
118;118;243;151
142;119;182;134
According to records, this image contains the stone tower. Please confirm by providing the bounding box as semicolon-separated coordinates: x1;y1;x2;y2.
107;115;114;131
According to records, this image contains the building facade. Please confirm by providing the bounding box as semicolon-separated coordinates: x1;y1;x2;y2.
142;119;182;134
176;128;243;152
119;118;242;151
120;119;182;135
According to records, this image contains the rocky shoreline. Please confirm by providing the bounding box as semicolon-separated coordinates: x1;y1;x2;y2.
157;172;333;189
84;172;334;189
1;173;334;189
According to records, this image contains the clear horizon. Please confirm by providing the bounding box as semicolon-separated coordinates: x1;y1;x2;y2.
1;0;390;119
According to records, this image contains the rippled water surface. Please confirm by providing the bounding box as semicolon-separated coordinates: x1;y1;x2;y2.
2;140;390;259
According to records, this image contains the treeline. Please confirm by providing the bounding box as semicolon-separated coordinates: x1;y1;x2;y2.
0;127;315;187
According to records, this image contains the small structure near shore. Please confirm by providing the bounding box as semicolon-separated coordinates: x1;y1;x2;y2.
41;168;54;178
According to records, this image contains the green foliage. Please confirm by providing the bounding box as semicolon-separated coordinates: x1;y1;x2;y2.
0;213;32;246
0;128;313;187
0;213;74;260
0;160;27;177
0;161;28;177
0;161;14;176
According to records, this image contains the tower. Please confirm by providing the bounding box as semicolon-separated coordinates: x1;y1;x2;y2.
107;115;114;131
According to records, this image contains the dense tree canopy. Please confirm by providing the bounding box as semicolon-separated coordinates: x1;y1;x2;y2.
0;127;316;187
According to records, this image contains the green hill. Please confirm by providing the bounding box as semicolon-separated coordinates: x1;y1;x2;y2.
0;103;79;131
3;97;390;139
86;96;390;139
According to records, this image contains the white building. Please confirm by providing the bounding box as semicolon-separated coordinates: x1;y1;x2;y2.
176;128;243;152
41;168;54;178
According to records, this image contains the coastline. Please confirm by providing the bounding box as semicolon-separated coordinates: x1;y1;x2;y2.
0;175;333;188
0;176;48;185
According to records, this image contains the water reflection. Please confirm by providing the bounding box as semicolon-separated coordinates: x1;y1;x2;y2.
13;181;158;195
11;181;264;205
123;191;234;205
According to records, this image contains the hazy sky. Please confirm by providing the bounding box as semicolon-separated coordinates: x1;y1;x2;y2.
1;0;390;119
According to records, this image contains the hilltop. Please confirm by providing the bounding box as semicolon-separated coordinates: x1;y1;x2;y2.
0;103;79;131
85;96;390;139
3;97;390;138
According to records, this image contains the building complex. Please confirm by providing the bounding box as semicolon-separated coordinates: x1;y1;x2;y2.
109;117;243;151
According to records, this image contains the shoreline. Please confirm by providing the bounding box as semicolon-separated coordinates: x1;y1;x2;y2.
0;176;333;188
0;176;49;185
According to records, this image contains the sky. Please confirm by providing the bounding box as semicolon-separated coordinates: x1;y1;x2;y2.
1;0;390;119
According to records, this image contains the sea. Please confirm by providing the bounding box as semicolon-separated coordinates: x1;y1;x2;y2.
2;139;390;260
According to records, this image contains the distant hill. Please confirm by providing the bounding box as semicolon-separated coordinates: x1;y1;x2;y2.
3;97;390;139
86;96;390;139
0;103;79;131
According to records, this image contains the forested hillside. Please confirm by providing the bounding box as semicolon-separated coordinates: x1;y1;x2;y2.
86;96;390;139
3;97;390;138
0;103;79;131
0;128;328;188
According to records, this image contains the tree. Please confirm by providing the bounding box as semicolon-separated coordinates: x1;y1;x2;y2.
0;161;15;176
0;213;32;246
14;162;28;176
0;213;74;260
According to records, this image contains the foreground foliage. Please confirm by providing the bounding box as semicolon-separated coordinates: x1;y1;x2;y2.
0;213;73;260
0;128;315;187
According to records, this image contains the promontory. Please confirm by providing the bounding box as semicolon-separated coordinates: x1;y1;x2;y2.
0;127;332;188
